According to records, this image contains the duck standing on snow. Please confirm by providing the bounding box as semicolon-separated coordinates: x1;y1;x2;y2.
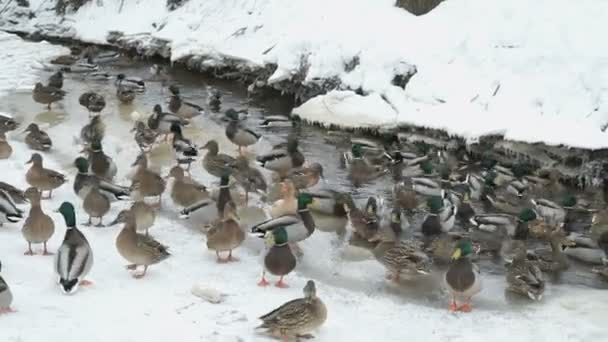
206;201;245;262
168;165;209;209
80;115;105;146
55;202;94;294
168;85;204;119
130;154;166;207
445;240;482;312
82;183;111;227
0;182;26;205
0;189;23;226
170;122;198;172
73;157;130;201
269;179;298;219
78;92;106;116
114;208;170;278
0;130;12;159
368;228;431;282
502;240;544;301
231;156;267;204
82;140;117;181
131;121;158;151
0;261;14;314
33;82;65;110
201;140;236;179
22;187;55;255
257;280;327;341
258;226;297;288
225;108;260;156
257;135;305;177
24;123;52;151
25;153;67;199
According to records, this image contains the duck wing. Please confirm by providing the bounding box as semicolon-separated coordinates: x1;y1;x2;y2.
251;215;300;236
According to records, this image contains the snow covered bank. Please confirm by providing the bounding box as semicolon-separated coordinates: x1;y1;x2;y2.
2;0;608;148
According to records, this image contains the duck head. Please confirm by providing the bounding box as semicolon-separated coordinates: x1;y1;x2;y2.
351;144;364;159
26;153;43;166
265;226;288;246
427;196;444;214
303;280;317;300
201;140;219;154
297;193;315;210
57;202;76;228
452;240;474;260
110;209;134;226
561;194;577;208
24;123;41;133
74;157;89;173
168;84;180;96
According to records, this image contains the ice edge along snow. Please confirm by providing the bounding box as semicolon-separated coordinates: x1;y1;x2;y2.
2;0;608;149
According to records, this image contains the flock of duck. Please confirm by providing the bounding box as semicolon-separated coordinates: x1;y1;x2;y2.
0;45;607;340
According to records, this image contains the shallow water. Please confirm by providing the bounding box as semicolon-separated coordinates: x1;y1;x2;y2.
0;52;605;316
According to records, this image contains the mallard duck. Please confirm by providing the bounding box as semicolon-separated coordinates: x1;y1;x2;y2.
502;240;544;301
225;108;260;156
258;226;297;288
178;173;233;219
0;189;23;226
114;209;170;278
411;177;442;197
168;166;209;208
110;200;156;236
445;240;482;312
257;135;305;176
206;201;245;262
346;144;386;186
369;228;431;282
33;82;65;109
531;196;574;226
528;226;574;273
55;202;94;294
25;153;66;198
82;140;116;181
170;122;197;171
73;157;129;201
0;261;14;314
24;123;52;151
148;104;188;138
393;181;417;212
131;121;158;151
62;56;99;73
257;280;327;341
231;156;267;204
288;163;324;190
401;158;435;178
386;207;409;236
80;115;105;146
483;191;523;215
115;73;145;92
269;179;298;219
562;206;593;233
116;84;136;104
251;193;317;243
342;194;380;241
168;85;204;119
207;86;221;112
0;130;12;159
306;189;349;217
0;113;18;132
422;196;457;237
78;92;106;116
22;187;55;255
259;115;293;128
470;208;537;239
47;71;64;89
51;54;78;65
130;154;166;207
0;182;26;204
201;140;236;178
83;184;110;227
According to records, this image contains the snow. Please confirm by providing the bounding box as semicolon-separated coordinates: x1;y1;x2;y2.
2;0;608;148
0;31;607;342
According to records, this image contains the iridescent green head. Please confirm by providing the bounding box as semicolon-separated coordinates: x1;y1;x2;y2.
561;194;577;208
484;170;497;187
518;208;537;222
427;196;444;214
74;157;89;173
297;193;314;210
90;140;102;151
351;144;363;159
420;160;434;175
58;202;76;227
265;226;288;246
452;240;474;260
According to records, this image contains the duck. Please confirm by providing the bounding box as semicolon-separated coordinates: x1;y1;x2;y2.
421;196;457;237
32;82;65;109
22;187;55;255
206;201;245;262
527;226;573;273
531;196;575;226
110;199;156;236
0;113;18;132
179;173;231;219
269;179;298;219
258;226;297;288
201;140;236;178
24;123;52;151
502;240;544;301
131;121;158;151
168;166;209;208
385;207;409;236
168;85;204;119
83;183;110;227
25;153;67;198
251;193;317;245
342;194;380;241
0;182;26;204
82;140;117;181
0;189;23;226
207;86;222;112
411;177;442;197
116;85;136;104
306;189;349;218
393;181;418;212
72;157;129;201
0;261;14;314
0;130;12;159
80;115;105;146
55;202;94;294
50;54;78;65
470;208;538;239
114;208;170;278
225;108;260;156
483;190;523;215
131;154;166;207
369;228;431;282
444;240;482;312
231;156;267;204
288;163;324;190
148;104;188;138
400;158;436;178
61;56;99;73
346;144;386;186
47;71;64;89
257;280;327;341
115;73;145;92
257;135;305;176
78;91;106;116
170;122;198;172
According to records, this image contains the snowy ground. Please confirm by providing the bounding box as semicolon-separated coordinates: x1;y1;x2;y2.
0;31;607;342
2;0;608;148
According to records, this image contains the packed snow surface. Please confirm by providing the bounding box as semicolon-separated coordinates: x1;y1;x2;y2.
2;0;608;148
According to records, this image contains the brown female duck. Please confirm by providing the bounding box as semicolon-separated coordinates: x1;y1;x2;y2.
25;153;66;198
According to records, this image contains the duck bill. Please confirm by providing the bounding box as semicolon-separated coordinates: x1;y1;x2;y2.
25;157;33;164
451;248;462;260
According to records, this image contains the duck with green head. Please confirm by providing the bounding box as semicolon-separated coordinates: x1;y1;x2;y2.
470;208;538;239
55;202;94;294
251;193;317;244
444;240;481;312
257;135;305;177
258;226;296;288
531;194;576;226
347;144;386;186
73;157;130;201
422;196;457;237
